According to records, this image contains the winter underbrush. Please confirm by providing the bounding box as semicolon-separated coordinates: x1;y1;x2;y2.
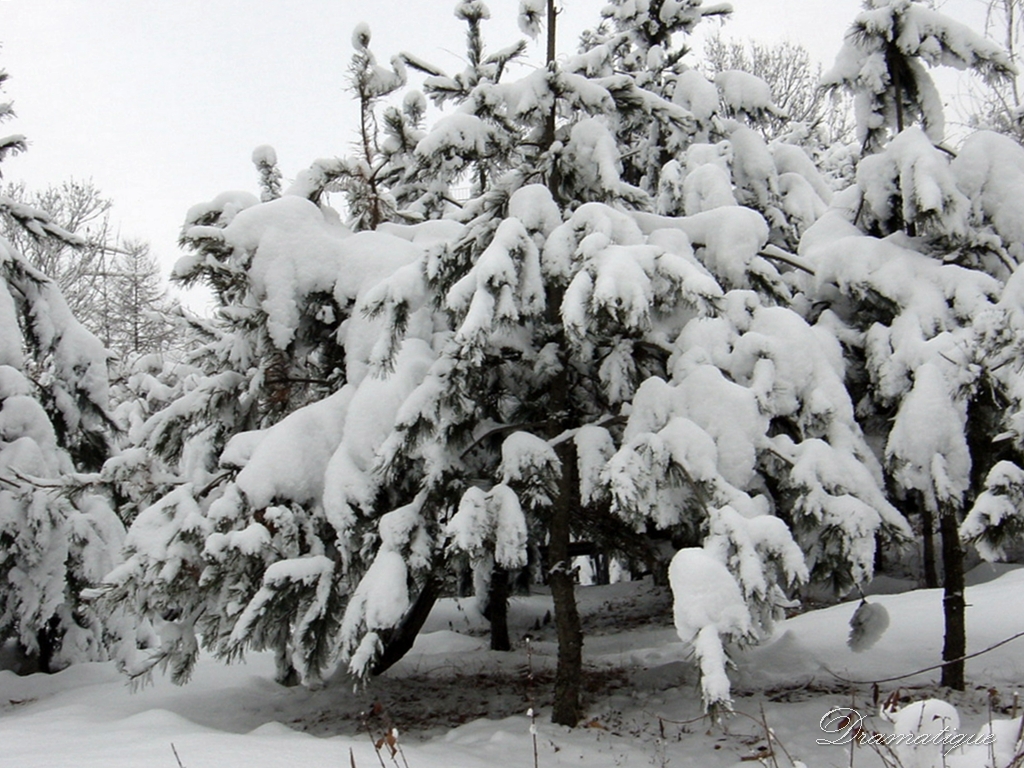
4;567;1024;768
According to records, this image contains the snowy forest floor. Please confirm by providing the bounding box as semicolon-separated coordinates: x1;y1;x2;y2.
3;567;1024;768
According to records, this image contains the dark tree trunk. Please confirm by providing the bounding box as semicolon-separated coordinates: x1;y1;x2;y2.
939;506;966;690
35;618;61;674
488;564;511;652
919;494;940;589
550;440;583;727
543;0;560;199
371;576;441;676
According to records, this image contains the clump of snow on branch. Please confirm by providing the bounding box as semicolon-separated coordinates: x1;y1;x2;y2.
960;461;1024;561
669;547;752;713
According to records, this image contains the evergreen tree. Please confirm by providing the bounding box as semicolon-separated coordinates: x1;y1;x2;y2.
798;127;1024;690
347;0;903;721
97;133;450;685
103;241;176;359
0;65;120;673
98;0;1024;721
822;0;1016;154
813;0;1018;692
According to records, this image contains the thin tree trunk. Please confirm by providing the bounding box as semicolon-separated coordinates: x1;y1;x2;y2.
919;494;940;588
939;505;966;690
550;439;583;726
887;40;905;135
540;0;582;726
544;0;560;198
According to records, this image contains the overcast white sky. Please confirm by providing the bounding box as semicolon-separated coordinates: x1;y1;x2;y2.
0;0;998;307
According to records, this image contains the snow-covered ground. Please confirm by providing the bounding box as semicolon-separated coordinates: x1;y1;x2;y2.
4;568;1023;768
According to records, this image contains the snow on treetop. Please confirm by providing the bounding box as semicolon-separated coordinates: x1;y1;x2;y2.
351;22;371;53
517;0;544;38
250;145;277;167
824;0;1015;133
858;0;1014;76
455;0;490;22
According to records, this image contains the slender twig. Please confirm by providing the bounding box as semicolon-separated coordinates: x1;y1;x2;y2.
548;414;628;448
170;743;185;768
197;470;233;497
459;420;556;459
825;629;1024;685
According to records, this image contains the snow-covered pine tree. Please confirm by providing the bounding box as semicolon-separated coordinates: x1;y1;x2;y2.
574;0;731;194
801;168;992;693
0;65;121;672
397;0;530;211
822;0;1016;155
809;2;1019;692
339;0;911;722
341;24;407;230
959;132;1024;582
797;122;1024;697
343;0;715;724
97;127;460;686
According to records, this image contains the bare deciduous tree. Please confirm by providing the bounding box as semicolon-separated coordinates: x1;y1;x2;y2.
1;179;175;359
704;34;855;146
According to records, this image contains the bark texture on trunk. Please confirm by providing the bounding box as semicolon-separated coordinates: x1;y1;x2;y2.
939;506;966;690
550;440;583;727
